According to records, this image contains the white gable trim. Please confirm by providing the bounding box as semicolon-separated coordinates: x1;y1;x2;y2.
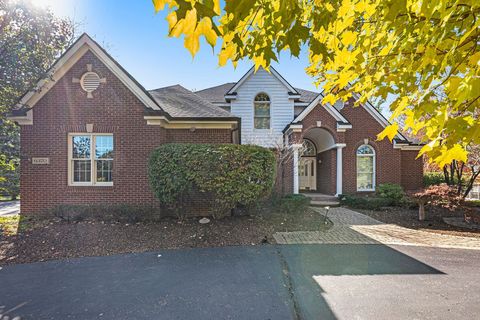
293;93;350;124
15;33;162;112
226;66;299;98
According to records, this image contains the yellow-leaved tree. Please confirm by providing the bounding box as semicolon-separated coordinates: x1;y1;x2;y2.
151;0;480;166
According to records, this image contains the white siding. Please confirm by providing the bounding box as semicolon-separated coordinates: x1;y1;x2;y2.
230;68;294;147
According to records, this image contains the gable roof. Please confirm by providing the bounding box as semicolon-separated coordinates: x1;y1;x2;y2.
12;33;166;116
149;85;234;118
294;92;350;124
226;66;300;96
196;83;318;105
293;91;409;142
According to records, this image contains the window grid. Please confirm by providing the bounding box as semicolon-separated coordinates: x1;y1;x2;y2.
69;134;113;186
356;145;375;191
254;93;271;129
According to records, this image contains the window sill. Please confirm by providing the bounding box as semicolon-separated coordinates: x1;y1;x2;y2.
68;183;114;187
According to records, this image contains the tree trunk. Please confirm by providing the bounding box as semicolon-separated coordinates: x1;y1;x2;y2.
418;201;426;221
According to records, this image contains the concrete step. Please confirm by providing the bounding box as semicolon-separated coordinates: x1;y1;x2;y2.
302;193;338;202
310;200;340;207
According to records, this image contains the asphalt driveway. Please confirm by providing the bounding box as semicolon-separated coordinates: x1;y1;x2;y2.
0;244;479;319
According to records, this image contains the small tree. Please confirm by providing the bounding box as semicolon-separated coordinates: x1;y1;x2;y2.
412;184;465;221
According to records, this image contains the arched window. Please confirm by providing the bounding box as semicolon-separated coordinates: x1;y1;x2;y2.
357;145;375;191
301;139;316;156
254;93;270;129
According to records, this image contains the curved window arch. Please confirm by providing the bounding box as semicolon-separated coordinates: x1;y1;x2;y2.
356;144;375;191
301;139;316;156
254;93;270;129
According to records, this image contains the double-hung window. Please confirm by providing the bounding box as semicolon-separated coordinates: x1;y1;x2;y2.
356;144;375;191
254;93;271;129
68;133;114;186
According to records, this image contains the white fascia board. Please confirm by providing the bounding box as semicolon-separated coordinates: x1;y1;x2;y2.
393;140;423;151
336;122;352;132
17;34;162;112
294;102;310;107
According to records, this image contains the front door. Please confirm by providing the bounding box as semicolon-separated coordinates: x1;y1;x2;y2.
299;157;316;191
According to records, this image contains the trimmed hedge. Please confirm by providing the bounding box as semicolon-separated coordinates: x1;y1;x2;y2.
376;183;405;205
148;143;276;218
340;194;393;210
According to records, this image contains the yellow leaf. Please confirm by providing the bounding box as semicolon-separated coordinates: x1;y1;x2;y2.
341;31;357;46
213;0;221;15
184;34;200;57
377;123;398;142
196;18;217;47
183;9;197;35
325;3;334;12
152;0;169;12
166;12;177;33
322;93;337;105
219;43;236;66
434;144;468;168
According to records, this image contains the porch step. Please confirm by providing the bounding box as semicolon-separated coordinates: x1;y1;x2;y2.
302;193;340;207
310;200;340;207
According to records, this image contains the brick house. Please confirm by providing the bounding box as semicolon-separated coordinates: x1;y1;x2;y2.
9;34;423;215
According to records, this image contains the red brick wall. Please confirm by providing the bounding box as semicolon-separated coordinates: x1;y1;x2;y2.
316;149;336;195
341;101;403;193
20;50;232;216
401;151;424;191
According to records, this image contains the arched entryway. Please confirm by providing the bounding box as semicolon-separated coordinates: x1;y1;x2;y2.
299;128;337;194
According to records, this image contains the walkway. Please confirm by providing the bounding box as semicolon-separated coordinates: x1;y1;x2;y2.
273;207;480;250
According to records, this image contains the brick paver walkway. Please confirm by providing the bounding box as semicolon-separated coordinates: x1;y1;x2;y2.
273;207;480;250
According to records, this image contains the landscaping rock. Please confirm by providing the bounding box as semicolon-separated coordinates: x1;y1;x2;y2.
199;218;210;224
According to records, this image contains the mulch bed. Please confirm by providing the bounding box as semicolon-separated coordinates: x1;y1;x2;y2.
0;208;331;266
355;206;480;238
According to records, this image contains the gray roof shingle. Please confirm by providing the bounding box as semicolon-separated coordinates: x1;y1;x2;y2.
195;83;236;104
148;85;234;118
295;88;319;103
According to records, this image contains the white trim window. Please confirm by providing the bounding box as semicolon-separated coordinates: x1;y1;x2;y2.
68;133;114;186
356;144;375;191
254;93;271;129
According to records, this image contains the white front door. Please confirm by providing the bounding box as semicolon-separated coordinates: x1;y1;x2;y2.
299;157;316;191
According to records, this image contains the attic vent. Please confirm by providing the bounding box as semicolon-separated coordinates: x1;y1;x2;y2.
80;72;101;95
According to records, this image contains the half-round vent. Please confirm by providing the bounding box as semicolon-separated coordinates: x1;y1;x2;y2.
80;71;101;93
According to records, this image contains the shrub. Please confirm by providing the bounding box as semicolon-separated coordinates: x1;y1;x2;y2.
376;183;405;205
424;172;445;187
411;184;464;212
52;204;162;223
278;194;311;214
340;194;392;210
148;143;276;219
